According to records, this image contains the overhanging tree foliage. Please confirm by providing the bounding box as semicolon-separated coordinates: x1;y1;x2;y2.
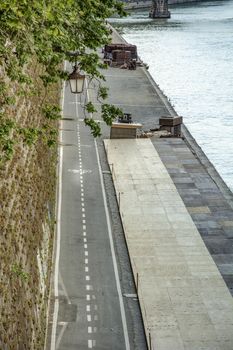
0;0;125;162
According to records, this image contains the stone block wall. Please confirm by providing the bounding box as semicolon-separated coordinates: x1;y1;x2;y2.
0;62;59;349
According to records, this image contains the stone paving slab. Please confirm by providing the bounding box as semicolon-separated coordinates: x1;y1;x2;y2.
104;138;233;350
152;138;233;294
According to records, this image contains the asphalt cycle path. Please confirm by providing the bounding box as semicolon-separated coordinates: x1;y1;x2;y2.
48;78;130;350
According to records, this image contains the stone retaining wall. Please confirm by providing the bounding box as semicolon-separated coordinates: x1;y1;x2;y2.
0;61;58;349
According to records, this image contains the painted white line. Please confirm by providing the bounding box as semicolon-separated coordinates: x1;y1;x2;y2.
88;340;93;348
50;61;67;350
88;326;92;333
84;243;88;249
81;203;85;207
83;238;87;243
94;140;130;350
85;258;88;264
86;294;90;301
86;285;91;290
82;213;86;218
86;275;90;281
85;251;88;256
87;315;92;322
83;224;86;230
86;305;91;312
82;219;86;224
85;266;89;272
83;232;87;237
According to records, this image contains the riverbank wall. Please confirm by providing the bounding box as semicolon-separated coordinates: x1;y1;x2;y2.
124;0;208;10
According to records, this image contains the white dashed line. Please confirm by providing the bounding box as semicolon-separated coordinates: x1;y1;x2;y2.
78;122;98;345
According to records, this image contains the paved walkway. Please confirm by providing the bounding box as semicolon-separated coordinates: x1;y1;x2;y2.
102;28;233;295
104;138;233;350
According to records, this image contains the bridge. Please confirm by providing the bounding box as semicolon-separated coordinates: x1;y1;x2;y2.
149;0;170;18
121;0;171;18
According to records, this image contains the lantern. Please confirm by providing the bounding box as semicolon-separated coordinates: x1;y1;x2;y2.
68;65;85;94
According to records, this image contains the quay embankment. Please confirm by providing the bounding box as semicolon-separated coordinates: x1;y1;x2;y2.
123;0;206;10
103;26;233;349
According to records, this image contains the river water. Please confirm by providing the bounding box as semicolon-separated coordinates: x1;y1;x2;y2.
110;0;233;191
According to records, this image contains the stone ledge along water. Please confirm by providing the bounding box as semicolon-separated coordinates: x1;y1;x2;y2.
103;23;233;350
